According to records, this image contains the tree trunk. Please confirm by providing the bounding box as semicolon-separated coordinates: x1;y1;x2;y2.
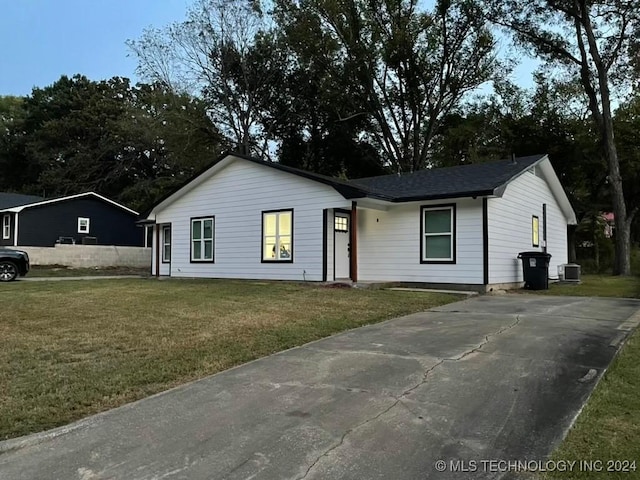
614;219;632;275
592;214;599;272
573;0;631;275
604;134;632;275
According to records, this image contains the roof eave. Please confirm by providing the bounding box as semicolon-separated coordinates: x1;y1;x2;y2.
3;192;138;215
386;190;495;203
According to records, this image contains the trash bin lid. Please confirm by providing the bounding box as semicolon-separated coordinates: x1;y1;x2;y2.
518;251;552;259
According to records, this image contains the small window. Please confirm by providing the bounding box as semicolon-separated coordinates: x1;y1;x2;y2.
2;214;10;239
78;217;90;234
532;216;540;247
335;216;348;232
421;205;455;263
162;226;171;263
191;217;214;262
263;210;293;262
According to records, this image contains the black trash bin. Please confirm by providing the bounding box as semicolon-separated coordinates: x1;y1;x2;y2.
518;251;552;290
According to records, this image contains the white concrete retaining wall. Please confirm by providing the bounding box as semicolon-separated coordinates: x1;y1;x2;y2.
10;245;152;268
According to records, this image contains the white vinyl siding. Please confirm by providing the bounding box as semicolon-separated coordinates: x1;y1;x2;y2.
358;198;484;284
326;209;335;281
154;159;348;280
488;168;568;284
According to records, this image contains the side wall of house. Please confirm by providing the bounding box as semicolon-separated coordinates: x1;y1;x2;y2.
18;198;143;247
357;198;484;284
326;209;335;281
487;169;568;284
154;160;349;281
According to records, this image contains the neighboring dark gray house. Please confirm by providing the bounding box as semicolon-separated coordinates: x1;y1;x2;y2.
0;192;144;247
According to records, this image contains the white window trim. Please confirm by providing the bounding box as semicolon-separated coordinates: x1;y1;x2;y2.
162;225;171;263
2;214;10;239
77;217;90;234
421;205;455;263
191;217;214;262
262;210;294;262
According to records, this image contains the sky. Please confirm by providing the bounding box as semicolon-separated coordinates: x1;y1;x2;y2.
0;0;190;96
0;1;538;98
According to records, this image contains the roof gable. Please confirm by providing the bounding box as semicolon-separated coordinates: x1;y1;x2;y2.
149;153;372;216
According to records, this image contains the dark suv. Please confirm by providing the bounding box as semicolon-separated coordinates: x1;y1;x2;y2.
0;248;30;282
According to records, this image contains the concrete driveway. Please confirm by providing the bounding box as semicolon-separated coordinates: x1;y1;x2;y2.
1;295;639;480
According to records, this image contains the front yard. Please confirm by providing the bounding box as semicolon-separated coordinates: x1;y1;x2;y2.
0;278;459;440
541;274;640;298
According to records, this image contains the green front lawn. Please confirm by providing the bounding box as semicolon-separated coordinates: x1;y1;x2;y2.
0;279;459;440
535;274;640;298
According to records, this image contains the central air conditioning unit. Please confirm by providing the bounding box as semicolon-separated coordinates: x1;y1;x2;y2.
558;264;581;282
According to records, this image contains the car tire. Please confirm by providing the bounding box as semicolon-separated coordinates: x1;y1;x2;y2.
0;261;18;282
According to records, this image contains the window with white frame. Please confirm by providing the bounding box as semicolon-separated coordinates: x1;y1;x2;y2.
191;217;214;262
2;214;10;239
77;217;90;234
421;205;455;263
162;225;171;263
262;210;293;262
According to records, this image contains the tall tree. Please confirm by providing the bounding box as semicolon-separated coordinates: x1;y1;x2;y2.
0;96;39;192
484;0;639;274
128;0;282;158
613;92;640;244
13;75;224;211
274;0;499;172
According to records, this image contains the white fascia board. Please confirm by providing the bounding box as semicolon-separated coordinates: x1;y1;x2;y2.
491;155;577;225
3;192;138;216
537;158;577;224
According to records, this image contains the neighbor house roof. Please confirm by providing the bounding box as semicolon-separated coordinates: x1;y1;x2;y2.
351;154;545;202
0;192;138;215
0;192;43;210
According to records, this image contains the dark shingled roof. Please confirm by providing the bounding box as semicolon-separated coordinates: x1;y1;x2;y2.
147;152;549;216
351;154;545;201
0;192;44;210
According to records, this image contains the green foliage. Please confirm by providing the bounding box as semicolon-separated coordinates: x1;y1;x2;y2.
128;0;277;158
273;0;499;172
0;75;225;211
483;0;640;275
0;95;38;193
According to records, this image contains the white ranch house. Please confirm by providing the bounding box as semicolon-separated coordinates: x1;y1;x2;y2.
144;153;576;290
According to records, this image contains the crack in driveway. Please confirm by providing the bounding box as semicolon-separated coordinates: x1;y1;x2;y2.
295;315;521;480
